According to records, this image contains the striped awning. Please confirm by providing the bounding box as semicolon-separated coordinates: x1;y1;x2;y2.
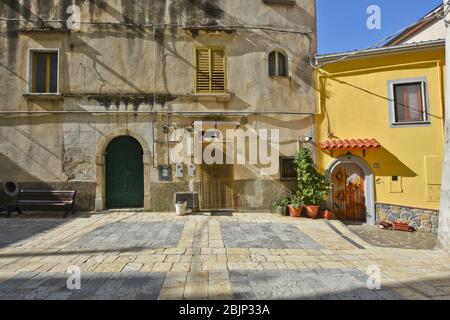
320;138;381;150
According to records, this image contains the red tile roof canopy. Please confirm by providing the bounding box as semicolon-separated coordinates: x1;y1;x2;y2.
320;139;381;150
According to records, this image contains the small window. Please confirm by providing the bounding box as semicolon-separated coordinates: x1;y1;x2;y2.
268;51;288;77
30;50;59;93
280;157;297;180
392;81;428;124
195;47;226;94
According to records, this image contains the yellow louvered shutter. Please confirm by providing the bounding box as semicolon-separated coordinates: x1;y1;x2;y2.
195;47;226;94
196;48;211;93
211;49;225;93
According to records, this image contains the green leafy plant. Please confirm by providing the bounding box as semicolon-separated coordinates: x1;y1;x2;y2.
293;148;331;206
289;192;303;209
273;195;291;208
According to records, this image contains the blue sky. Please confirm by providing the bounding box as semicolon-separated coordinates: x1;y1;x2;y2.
317;0;443;54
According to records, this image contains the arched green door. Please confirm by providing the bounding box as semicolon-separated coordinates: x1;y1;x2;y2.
106;136;144;208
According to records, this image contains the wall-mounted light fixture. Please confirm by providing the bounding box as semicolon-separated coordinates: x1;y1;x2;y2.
346;152;353;160
299;135;313;143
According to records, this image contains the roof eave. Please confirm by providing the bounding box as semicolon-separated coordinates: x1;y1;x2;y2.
315;39;445;64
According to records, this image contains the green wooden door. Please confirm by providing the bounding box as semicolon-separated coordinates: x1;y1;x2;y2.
105;136;144;208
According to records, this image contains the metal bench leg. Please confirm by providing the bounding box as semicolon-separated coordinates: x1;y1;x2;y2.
6;206;19;218
64;206;70;218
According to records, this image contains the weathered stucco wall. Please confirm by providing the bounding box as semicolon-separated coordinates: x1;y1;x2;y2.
0;0;317;211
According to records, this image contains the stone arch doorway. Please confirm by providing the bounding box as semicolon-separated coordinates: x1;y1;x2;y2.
105;136;144;208
94;129;151;211
326;156;375;225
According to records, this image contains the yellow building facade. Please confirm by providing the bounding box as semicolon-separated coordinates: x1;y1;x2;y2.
315;41;445;232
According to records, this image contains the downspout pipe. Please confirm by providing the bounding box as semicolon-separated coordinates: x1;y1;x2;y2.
438;0;450;251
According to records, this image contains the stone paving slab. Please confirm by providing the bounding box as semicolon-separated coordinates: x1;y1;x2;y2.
71;221;185;250
0;269;406;300
0;213;449;300
220;222;322;249
229;269;404;300
0;272;166;300
347;224;437;250
0;219;66;248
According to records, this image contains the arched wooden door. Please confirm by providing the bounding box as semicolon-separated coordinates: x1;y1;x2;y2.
332;163;366;221
105;136;144;208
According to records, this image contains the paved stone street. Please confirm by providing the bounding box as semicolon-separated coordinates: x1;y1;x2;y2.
0;212;449;300
347;224;437;250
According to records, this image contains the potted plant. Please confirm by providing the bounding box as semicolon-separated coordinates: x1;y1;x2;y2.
293;148;331;219
273;196;291;216
287;192;303;218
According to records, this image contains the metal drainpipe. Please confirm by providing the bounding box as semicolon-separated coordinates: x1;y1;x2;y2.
152;112;156;168
166;113;170;166
152;18;157;169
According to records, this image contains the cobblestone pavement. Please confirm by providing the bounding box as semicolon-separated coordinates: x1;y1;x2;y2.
0;212;449;300
347;224;437;250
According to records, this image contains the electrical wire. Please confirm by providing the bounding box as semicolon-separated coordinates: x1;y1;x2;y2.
0;17;312;36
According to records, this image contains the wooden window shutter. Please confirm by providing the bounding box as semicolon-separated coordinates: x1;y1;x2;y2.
211;49;225;93
196;47;226;94
196;48;211;93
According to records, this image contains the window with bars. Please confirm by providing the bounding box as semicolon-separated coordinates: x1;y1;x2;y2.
280;157;297;180
30;51;59;93
268;50;288;77
195;47;226;94
388;79;429;125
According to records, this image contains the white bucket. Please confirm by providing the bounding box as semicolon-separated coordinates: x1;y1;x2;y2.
175;202;188;216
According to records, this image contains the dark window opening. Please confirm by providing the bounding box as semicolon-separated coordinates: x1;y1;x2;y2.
268;51;288;77
280;157;297;180
31;51;58;93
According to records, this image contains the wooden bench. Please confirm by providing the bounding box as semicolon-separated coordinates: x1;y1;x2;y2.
7;190;77;218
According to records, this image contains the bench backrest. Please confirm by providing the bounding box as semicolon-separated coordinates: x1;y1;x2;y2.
18;190;76;203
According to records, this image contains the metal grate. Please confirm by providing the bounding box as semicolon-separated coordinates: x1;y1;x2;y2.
280;157;297;180
199;164;234;210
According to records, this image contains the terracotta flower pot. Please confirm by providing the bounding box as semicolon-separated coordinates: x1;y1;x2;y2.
304;205;320;219
323;209;333;220
288;205;303;218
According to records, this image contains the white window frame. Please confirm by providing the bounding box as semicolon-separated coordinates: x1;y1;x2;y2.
27;48;60;95
387;77;430;127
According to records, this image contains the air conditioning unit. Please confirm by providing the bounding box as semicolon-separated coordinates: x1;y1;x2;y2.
174;192;199;211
